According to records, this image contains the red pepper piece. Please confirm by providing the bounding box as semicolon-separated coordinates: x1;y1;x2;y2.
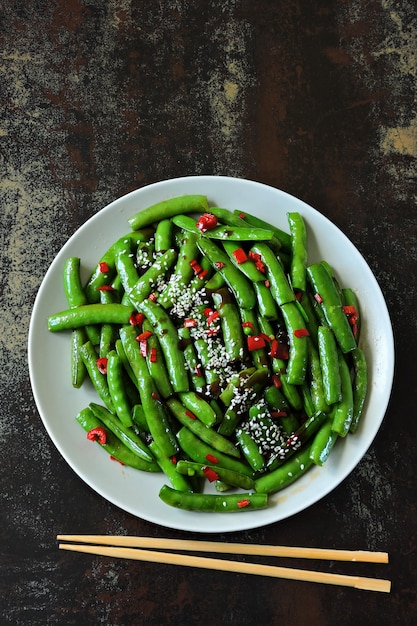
139;340;148;356
237;499;250;509
202;466;219;482
129;312;145;326
170;455;177;464
206;310;220;325
136;330;153;341
184;318;197;328
271;410;288;418
87;426;107;445
110;455;125;465
214;261;225;269
314;293;323;304
294;328;310;338
248;251;261;261
271;374;282;388
269;339;289;360
247;334;266;351
203;307;213;317
185;410;196;420
96;285;115;291
205;453;219;464
233;247;248;264
255;259;266;273
196;213;218;232
264;279;271;288
241;321;254;331
190;260;203;275
96;357;108;374
148;292;157;301
150;347;157;363
98;261;109;273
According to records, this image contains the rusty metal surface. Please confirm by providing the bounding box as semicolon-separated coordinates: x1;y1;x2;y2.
1;1;416;624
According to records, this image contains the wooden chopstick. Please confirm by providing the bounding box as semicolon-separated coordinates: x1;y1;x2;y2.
57;537;390;593
57;535;388;563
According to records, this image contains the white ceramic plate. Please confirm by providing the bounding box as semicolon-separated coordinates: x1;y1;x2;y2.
28;176;394;533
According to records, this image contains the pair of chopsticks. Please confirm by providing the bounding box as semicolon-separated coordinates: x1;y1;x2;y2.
57;535;391;593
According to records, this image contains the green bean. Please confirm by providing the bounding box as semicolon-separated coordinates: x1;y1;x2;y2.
342;287;361;340
196;236;256;310
280;302;309;385
235;428;266;472
48;303;135;331
76;407;159;472
222;241;267;282
307;338;331;414
176;427;253;477
175;460;255;491
137;298;189;393
89;402;154;463
79;341;114;412
253;281;279;320
159;484;268;513
250;242;295;306
317;325;341;405
141;319;174;399
349;347;368;433
172;214;275;241
131;403;150;433
167;397;240;458
98;287;119;358
255;443;314;494
307;262;357;353
106;350;133;427
287;212;307;292
128;195;209;231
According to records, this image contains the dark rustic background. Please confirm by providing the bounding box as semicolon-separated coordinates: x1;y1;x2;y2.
1;1;416;624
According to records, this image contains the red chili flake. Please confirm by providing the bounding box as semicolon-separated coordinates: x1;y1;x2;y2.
87;426;107;445
295;290;303;302
148;292;157;301
271;410;288;418
170;455;177;465
96;285;116;291
255;259;266;273
150;347;157;363
206;310;220;325
233;247;248;264
110;455;125;465
269;339;289;360
271;374;282;388
248;251;261;262
314;292;323;304
190;259;199;267
139;340;148;356
294;328;310;338
151;392;160;400
185;410;196;420
195;365;203;376
129;312;145;326
238;212;246;219
98;261;109;273
198;269;208;280
202;466;219;482
247;334;266;351
237;499;250;509
190;260;203;275
96;357;108;374
264;279;271;288
206;328;220;336
137;330;153;341
184;318;197;328
342;305;358;318
203;307;214;317
196;213;218;232
205;453;219;464
214;261;225;269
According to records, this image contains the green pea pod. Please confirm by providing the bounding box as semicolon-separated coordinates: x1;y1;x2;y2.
212;287;245;362
79;341;114;412
172;214;275;241
128;195;209;231
119;325;179;457
349;347;368;433
48;303;135;331
176;427;253;477
236;210;292;252
89;402;154;463
142;319;174;399
331;353;354;437
222;241;267;283
76;407;159;472
63;256;101;345
253;282;279;320
235;428;265;472
307;263;357;353
250;242;295;306
148;441;193;492
106;350;133;427
196;236;256;310
159;484;268;513
137;298;189;393
154;218;174;252
70;328;87;388
307;338;331;414
287;212;307;292
175;460;255;491
317;325;341;405
280;302;309;385
309;418;338;466
177;391;218;428
255;443;314;495
167;397;240;458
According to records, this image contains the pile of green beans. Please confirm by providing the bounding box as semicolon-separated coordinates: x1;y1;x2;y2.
48;194;367;514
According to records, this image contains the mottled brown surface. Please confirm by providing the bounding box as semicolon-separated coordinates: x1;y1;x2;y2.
1;1;416;624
